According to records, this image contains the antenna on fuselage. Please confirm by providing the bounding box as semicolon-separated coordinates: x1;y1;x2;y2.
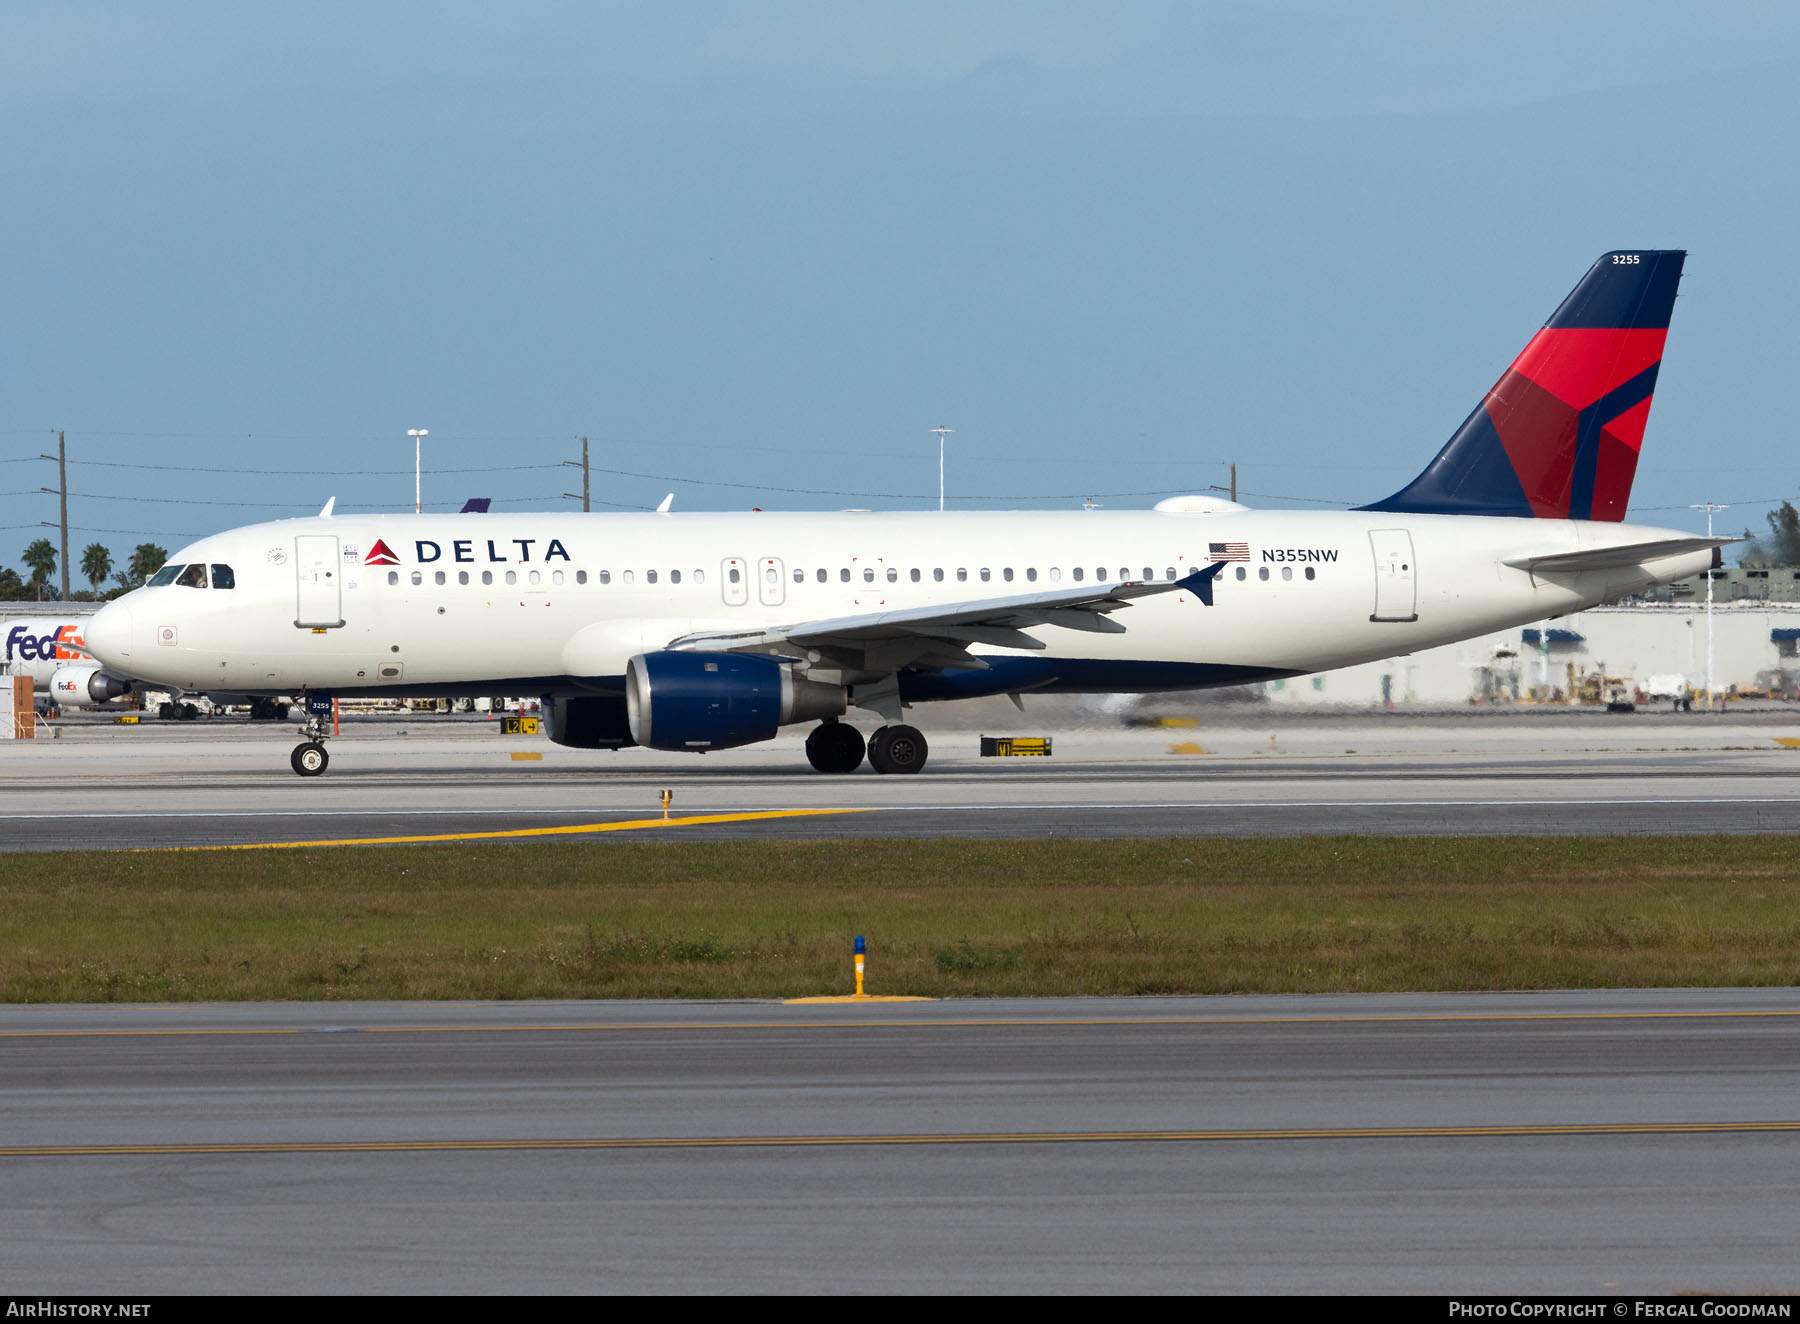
318;497;336;518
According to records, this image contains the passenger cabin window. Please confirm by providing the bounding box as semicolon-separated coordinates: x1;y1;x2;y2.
598;570;609;585
576;570;588;585
482;570;493;586
794;569;804;583
694;569;705;584
147;564;181;587
434;571;446;585
1050;568;1061;582
388;571;400;586
886;568;897;583
729;568;741;584
910;568;921;582
528;570;541;585
957;568;968;582
669;570;680;584
840;568;850;582
1072;568;1084;582
980;568;991;582
1235;566;1246;581
646;570;657;584
410;571;422;586
1165;567;1176;580
864;568;875;583
817;569;828;583
210;564;235;589
175;564;207;589
552;570;564;586
1304;567;1315;580
459;571;470;585
933;568;944;582
1027;568;1037;582
505;570;517;585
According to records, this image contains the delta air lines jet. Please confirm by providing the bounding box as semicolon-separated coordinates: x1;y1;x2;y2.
83;251;1723;776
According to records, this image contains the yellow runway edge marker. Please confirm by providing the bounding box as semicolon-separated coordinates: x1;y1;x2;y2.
786;932;934;1004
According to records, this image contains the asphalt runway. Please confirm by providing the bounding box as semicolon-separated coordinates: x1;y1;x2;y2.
5;709;1800;848
2;990;1797;1293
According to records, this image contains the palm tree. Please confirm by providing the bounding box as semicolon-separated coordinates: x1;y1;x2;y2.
21;538;57;601
81;544;113;599
118;543;169;590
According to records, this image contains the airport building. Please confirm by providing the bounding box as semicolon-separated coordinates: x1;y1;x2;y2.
1266;592;1800;708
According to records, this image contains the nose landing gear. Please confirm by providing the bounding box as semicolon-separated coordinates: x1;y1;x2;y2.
290;698;333;776
291;740;329;776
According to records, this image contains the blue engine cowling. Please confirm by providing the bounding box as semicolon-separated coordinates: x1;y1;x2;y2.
625;651;845;752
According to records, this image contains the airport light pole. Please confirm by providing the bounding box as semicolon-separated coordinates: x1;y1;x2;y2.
1692;501;1728;712
409;429;429;514
931;426;953;512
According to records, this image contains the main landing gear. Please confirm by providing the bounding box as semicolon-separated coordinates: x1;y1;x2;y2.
805;720;928;774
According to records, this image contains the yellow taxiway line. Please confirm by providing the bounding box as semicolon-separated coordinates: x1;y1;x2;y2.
5;1120;1799;1159
146;807;870;851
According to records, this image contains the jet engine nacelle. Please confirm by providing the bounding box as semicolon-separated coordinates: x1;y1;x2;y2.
49;664;131;707
625;651;846;752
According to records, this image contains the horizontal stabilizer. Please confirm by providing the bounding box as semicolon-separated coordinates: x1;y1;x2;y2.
1503;536;1733;573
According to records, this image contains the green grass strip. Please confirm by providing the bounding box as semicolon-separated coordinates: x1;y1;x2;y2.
3;836;1798;1001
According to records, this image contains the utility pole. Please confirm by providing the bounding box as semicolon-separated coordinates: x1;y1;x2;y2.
1692;501;1729;712
1209;461;1238;504
930;426;953;512
562;436;590;512
38;430;69;600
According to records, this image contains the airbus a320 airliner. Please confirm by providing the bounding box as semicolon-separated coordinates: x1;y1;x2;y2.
82;251;1721;776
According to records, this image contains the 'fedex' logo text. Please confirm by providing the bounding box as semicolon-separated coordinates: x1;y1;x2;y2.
5;624;89;664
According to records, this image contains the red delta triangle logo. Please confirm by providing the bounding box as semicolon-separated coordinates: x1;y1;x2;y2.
364;539;401;566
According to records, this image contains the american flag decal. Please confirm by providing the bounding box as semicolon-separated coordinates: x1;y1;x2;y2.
1208;542;1249;562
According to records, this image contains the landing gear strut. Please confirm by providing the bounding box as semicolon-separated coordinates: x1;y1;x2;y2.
867;723;928;774
805;719;866;774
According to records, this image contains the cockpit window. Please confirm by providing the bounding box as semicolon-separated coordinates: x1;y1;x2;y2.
210;564;235;590
175;564;208;588
146;564;181;587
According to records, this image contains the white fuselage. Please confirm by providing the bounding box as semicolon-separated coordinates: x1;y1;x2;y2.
82;508;1713;703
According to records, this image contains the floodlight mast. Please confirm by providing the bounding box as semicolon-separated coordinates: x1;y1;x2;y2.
931;426;953;512
409;429;429;514
1692;501;1729;711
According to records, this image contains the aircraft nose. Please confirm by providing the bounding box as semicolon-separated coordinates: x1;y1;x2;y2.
84;599;135;666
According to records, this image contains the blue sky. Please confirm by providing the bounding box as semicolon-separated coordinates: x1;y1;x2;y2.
3;2;1797;571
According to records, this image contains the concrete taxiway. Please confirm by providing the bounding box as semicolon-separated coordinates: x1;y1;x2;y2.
4;708;1800;848
2;989;1797;1293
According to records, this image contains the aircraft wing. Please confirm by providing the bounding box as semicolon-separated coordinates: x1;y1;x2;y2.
1503;536;1735;573
665;563;1225;672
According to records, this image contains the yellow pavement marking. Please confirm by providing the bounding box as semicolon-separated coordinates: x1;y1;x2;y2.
142;807;870;851
6;1120;1799;1159
1773;738;1800;748
509;751;543;761
5;1007;1800;1039
783;995;936;1004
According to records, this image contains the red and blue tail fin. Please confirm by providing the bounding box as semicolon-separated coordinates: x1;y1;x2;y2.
1364;250;1685;521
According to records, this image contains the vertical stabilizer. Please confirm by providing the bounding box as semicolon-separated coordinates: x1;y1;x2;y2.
1363;250;1685;520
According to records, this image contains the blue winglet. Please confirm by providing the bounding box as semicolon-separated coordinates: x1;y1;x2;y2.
1176;561;1227;607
